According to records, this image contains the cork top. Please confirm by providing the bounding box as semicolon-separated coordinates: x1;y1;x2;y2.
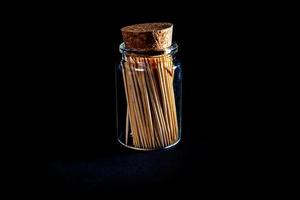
121;22;173;51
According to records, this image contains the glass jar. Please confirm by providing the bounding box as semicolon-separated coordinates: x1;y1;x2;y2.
116;42;182;150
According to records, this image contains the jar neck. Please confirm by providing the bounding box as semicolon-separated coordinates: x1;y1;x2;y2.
119;42;178;57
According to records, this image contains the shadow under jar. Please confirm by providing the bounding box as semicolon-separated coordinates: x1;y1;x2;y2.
116;42;182;150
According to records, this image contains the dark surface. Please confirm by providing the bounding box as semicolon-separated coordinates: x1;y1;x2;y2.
35;139;208;193
19;3;266;193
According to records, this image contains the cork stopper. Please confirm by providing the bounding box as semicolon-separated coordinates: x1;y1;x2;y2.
121;22;173;51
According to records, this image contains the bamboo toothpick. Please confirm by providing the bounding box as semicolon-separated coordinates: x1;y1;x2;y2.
121;55;178;149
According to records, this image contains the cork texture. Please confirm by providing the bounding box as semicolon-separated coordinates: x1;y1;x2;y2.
121;23;173;50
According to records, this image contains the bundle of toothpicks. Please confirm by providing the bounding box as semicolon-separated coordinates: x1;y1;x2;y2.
121;23;178;149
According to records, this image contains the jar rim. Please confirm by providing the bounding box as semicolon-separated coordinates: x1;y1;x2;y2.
119;42;178;56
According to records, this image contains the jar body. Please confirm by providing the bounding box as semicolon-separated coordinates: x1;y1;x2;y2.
116;43;182;150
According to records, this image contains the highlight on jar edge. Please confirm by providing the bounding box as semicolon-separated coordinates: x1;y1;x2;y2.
116;23;182;151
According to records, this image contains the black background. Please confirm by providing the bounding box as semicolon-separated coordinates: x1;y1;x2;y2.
15;2;266;194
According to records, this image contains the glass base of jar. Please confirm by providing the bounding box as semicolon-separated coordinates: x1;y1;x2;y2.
117;138;181;151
